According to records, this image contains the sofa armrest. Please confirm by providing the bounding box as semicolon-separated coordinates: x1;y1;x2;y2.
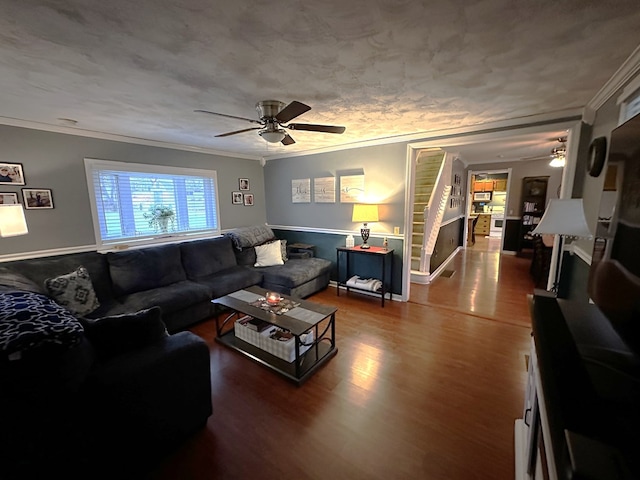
82;331;212;455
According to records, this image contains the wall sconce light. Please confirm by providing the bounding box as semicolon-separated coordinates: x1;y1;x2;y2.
352;203;379;249
0;204;29;237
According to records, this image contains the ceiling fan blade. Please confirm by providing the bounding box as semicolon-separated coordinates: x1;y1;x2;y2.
281;134;296;145
275;101;311;123
195;109;262;125
287;123;346;134
215;127;261;138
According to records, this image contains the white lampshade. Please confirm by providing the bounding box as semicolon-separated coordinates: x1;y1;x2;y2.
0;204;28;237
352;204;379;223
531;199;592;238
259;130;286;143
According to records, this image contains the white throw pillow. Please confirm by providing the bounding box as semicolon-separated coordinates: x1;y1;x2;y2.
254;240;285;267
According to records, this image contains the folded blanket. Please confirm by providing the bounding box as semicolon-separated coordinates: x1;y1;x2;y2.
224;225;275;250
346;275;382;292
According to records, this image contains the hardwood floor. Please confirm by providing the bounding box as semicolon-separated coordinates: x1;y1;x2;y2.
147;247;535;480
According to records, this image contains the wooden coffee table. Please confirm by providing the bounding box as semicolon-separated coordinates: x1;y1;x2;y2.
212;286;338;385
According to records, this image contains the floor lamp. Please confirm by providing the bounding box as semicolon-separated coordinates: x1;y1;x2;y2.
531;199;592;293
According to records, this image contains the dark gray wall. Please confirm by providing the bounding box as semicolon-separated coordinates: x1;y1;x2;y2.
264;143;407;234
564;72;640;301
0;125;265;256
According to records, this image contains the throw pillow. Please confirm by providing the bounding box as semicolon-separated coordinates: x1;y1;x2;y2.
0;291;84;357
45;266;100;316
254;240;284;267
280;239;288;262
81;306;168;360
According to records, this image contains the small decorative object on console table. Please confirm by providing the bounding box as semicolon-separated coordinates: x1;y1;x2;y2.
352;203;379;249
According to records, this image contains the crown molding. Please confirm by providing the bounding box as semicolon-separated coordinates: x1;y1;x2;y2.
583;44;640;124
0;116;262;161
263;108;583;161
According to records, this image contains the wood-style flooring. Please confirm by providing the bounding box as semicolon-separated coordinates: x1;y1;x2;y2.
148;244;535;480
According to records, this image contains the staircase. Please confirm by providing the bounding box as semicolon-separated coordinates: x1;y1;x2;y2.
410;149;453;283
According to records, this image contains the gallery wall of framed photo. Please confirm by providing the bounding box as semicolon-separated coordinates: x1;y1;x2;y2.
0;162;54;209
232;177;254;206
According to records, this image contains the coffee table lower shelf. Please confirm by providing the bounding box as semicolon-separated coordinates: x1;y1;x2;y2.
215;331;338;385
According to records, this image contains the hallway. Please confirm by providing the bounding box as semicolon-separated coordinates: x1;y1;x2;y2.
409;242;535;328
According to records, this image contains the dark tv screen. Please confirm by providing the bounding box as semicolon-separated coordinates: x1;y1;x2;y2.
588;112;640;353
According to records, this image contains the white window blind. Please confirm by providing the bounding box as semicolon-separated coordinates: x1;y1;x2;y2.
85;158;220;248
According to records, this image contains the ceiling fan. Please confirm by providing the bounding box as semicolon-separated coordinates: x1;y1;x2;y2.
195;100;346;145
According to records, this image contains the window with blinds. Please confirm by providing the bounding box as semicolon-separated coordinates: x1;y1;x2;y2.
84;158;220;248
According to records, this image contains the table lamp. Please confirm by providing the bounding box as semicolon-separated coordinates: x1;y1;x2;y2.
531;198;592;293
352;204;379;249
0;204;28;237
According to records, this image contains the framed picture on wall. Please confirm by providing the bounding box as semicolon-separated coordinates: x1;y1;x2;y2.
292;178;311;203
0;163;26;185
339;174;364;203
314;177;336;203
232;191;243;204
22;188;54;209
243;193;254;206
239;178;250;191
0;192;19;204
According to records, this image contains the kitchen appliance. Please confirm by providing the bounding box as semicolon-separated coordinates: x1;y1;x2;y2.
473;192;492;201
490;213;504;237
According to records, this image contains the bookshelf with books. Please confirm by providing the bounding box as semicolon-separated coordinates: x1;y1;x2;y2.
518;176;549;252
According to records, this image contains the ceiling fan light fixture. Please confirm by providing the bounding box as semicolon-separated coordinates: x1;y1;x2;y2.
259;129;286;143
549;137;567;168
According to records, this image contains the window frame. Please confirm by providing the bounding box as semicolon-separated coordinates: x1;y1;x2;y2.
84;158;221;250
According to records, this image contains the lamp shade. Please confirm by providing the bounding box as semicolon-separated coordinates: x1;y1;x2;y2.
0;204;28;237
259;130;286;143
352;204;379;223
531;199;592;238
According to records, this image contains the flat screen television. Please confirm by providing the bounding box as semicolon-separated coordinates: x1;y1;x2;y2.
588;111;640;355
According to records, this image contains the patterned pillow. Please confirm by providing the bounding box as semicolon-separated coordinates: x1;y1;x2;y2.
45;266;100;316
0;290;84;356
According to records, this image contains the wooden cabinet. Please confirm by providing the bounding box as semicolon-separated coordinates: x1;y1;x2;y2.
473;214;491;235
494;178;507;191
473;180;494;192
519;176;549;251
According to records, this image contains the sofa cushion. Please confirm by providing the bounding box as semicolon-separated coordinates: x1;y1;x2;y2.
258;258;332;289
0;267;45;294
81;306;168;360
45;266;100;316
0;290;84;357
180;236;238;280
254;240;284;267
108;244;186;297
115;280;211;317
195;266;262;299
235;247;257;266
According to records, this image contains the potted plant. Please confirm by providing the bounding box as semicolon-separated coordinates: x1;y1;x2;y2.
143;205;176;233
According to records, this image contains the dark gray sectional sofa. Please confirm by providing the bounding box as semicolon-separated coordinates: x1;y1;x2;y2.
0;226;332;478
1;229;331;333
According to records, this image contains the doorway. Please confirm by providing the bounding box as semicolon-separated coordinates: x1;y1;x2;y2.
466;169;510;253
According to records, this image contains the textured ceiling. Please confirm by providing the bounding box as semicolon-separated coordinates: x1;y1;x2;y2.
0;0;639;161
